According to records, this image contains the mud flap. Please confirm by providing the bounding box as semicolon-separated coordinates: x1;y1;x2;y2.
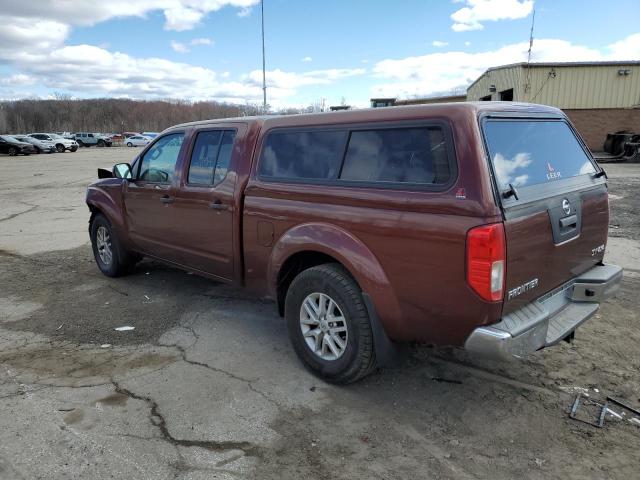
362;293;403;368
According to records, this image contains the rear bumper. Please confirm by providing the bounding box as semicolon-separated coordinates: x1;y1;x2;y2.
464;264;623;360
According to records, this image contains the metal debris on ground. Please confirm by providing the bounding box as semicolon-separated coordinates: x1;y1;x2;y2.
569;393;640;429
100;344;112;348
606;396;640;417
114;326;135;332
56;324;63;330
569;393;609;428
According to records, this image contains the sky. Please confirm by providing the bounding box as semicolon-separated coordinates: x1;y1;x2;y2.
1;0;639;109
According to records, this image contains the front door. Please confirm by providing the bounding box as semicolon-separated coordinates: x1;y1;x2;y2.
123;132;185;260
168;127;240;280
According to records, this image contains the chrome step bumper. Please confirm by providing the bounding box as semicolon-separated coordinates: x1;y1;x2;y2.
464;264;623;360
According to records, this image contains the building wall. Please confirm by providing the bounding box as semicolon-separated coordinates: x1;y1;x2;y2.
564;108;640;150
467;65;523;101
525;65;640;108
467;64;640;109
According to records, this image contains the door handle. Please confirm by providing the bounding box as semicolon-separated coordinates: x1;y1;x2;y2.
210;200;225;210
161;195;174;204
560;214;577;229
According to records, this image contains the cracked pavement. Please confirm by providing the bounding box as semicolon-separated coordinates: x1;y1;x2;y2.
0;150;639;479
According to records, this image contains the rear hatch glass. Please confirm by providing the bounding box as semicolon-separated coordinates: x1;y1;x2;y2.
485;120;595;192
483;118;608;314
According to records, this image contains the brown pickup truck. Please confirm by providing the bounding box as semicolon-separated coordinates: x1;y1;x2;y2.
86;102;622;383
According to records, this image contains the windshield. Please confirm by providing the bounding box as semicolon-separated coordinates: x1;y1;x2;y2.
0;135;18;142
50;134;63;139
484;119;596;191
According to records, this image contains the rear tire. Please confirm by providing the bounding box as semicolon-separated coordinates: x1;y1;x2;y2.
285;264;376;384
127;142;133;147
90;214;137;277
70;146;78;152
8;147;17;156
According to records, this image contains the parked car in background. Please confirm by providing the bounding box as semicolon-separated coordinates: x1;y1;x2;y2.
0;135;37;156
12;134;57;153
74;132;113;147
86;103;622;383
29;133;78;152
109;133;125;142
123;132;140;138
57;132;75;140
142;132;159;138
125;135;151;147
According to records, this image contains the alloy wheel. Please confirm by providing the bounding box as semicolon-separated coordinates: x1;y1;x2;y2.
96;226;113;266
299;292;348;361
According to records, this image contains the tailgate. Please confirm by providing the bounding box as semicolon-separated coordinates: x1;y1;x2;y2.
482;116;609;314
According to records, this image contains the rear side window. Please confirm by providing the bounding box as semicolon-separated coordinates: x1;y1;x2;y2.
258;125;452;187
340;127;450;184
188;130;236;186
258;130;348;180
484;120;596;191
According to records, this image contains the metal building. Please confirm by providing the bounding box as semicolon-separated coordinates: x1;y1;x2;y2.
467;61;640;149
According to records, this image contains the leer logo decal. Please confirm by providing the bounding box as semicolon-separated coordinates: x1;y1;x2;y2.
546;162;562;181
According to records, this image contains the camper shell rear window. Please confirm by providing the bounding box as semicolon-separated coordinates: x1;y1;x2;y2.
482;119;597;194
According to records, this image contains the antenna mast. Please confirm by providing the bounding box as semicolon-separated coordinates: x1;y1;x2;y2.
525;9;535;96
261;0;267;112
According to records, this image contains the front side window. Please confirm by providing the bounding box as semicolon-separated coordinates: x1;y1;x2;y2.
483;120;596;191
138;132;184;183
340;127;450;185
187;130;236;186
258;130;347;180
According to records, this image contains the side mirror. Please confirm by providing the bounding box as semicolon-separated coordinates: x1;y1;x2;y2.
113;163;132;180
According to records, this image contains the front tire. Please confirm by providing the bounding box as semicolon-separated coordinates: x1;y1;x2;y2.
127;142;133;147
90;214;136;277
285;264;376;384
56;144;65;153
70;146;78;152
8;147;17;156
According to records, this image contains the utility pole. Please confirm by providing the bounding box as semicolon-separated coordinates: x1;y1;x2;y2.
261;0;267;113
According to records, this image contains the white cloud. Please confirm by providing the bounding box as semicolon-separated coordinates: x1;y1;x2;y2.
607;33;640;59
191;37;213;46
237;6;253;17
0;74;36;87
465;41;471;46
451;0;533;31
432;41;449;47
301;56;313;62
246;68;366;90
170;40;190;53
371;34;636;99
3;1;260;32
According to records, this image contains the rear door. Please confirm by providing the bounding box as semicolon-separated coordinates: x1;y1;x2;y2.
168;126;241;279
482;114;609;314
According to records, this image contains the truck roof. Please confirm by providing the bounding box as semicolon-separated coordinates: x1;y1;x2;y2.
171;102;563;132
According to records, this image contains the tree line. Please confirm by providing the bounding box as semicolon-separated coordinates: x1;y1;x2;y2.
0;97;315;134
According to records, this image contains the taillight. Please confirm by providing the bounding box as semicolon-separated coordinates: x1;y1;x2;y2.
466;223;505;302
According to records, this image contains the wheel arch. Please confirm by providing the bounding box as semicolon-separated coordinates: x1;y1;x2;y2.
268;223;403;339
86;185;130;248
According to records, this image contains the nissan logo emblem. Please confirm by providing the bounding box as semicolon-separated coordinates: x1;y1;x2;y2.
562;199;571;215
